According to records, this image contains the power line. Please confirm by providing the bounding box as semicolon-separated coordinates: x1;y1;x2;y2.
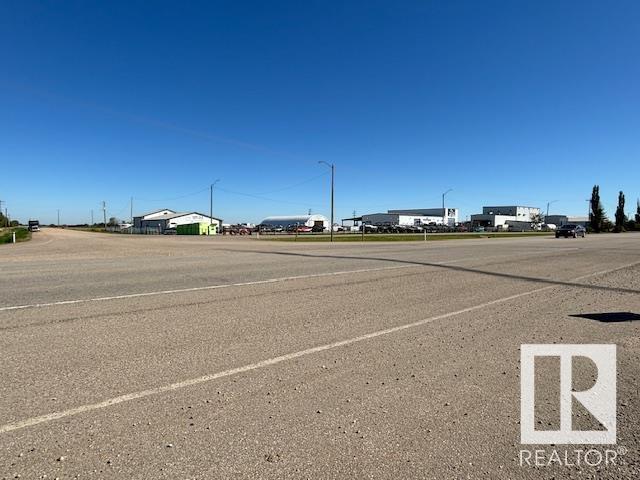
215;186;324;209
132;173;329;210
136;186;210;203
252;172;328;195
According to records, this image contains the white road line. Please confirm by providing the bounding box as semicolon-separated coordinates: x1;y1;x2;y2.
0;265;416;312
1;260;637;435
0;251;577;312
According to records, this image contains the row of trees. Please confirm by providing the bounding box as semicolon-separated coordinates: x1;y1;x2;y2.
0;212;20;228
590;185;640;233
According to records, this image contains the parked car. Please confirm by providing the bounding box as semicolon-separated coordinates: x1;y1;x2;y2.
224;225;252;235
555;224;586;238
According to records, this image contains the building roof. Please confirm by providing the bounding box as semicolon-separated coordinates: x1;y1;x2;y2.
470;213;517;218
145;212;189;220
135;208;176;219
388;208;450;215
141;212;223;221
482;205;540;209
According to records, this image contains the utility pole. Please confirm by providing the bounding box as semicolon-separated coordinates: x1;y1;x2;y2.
210;179;220;235
0;200;4;227
442;188;453;227
318;161;335;242
331;165;334;241
102;201;107;228
91;210;94;226
130;197;133;234
57;209;60;226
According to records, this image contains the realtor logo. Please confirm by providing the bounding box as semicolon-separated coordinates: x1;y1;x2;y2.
520;344;616;444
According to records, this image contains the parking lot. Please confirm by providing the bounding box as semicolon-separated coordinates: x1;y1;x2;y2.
1;228;639;479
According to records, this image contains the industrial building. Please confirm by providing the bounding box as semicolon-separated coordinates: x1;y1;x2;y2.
544;215;589;227
567;216;590;227
344;208;459;228
260;214;329;230
387;208;459;226
470;206;541;229
133;209;223;234
544;215;568;226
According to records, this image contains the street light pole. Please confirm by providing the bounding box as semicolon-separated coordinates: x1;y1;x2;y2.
546;200;558;218
442;188;452;226
210;179;220;235
318;161;335;242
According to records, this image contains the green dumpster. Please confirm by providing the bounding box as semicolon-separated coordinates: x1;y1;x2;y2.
177;222;217;235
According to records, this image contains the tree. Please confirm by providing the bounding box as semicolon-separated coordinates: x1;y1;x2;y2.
636;199;640;224
614;191;626;232
107;217;119;226
590;185;606;233
530;212;543;225
0;211;7;228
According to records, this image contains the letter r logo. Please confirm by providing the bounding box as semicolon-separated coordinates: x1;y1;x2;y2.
520;344;616;444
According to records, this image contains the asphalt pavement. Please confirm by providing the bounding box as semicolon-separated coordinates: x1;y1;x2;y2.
1;228;639;479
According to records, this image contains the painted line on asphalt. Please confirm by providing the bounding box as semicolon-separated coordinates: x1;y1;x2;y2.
1;259;637;435
0;253;526;312
0;265;422;312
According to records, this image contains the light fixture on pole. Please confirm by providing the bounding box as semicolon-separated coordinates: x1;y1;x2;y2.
210;179;220;234
318;161;335;242
442;188;453;226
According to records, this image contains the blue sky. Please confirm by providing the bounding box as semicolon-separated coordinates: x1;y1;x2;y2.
1;0;639;225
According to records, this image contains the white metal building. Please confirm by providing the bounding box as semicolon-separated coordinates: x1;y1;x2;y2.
134;209;223;233
362;213;445;226
260;215;329;230
387;208;459;226
470;206;541;229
